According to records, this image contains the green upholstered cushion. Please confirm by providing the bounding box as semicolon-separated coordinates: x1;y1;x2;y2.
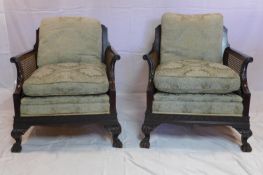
154;60;240;94
23;63;109;96
153;93;243;116
161;13;223;63
38;17;102;67
21;95;110;116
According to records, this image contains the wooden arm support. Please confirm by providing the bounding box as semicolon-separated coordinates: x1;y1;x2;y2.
223;47;253;116
10;50;37;117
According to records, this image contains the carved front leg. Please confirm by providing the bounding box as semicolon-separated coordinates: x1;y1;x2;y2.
140;123;159;148
11;126;30;153
104;123;123;148
240;129;253;152
235;128;253;152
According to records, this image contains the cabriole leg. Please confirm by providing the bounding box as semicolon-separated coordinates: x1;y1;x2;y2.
240;129;252;152
140;123;158;148
11;126;30;153
234;127;253;152
105;123;123;148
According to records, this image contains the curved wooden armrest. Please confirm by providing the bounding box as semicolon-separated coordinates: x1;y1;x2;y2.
143;50;159;81
104;46;121;90
223;47;253;96
143;49;160;113
143;50;160;92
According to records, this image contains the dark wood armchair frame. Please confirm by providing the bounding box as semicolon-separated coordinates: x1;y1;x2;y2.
140;25;253;152
10;25;123;152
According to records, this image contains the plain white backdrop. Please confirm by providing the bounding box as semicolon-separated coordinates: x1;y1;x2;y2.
0;1;263;175
0;0;263;92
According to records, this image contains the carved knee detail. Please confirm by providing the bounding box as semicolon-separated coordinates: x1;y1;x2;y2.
142;125;154;135
109;125;121;136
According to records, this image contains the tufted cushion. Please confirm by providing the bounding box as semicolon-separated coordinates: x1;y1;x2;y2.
23;63;109;96
38;17;102;66
21;95;110;116
161;13;223;63
154;60;240;94
153;92;243;116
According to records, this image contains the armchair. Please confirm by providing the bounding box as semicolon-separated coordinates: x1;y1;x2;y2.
140;13;253;152
10;17;122;152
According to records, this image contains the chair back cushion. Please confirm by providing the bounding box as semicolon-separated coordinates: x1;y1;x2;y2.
161;13;223;63
38;17;102;66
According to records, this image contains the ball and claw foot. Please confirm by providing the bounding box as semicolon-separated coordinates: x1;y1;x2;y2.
113;138;123;148
241;142;252;152
11;142;22;153
140;137;150;148
239;129;253;152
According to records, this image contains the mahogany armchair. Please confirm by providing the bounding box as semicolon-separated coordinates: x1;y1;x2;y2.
140;13;253;152
10;17;123;152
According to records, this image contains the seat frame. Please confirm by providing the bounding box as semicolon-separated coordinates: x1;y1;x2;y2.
10;25;123;152
140;25;254;152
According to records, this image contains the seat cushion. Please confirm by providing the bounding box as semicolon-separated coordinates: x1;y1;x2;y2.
153;92;243;116
21;95;109;116
161;13;223;63
154;60;240;94
38;17;102;67
23;63;109;96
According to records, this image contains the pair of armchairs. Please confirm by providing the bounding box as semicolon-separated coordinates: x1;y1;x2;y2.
10;13;253;153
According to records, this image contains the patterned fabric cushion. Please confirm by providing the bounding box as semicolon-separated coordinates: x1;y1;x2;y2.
38;17;102;67
153;93;243;116
23;63;109;96
21;95;110;116
154;60;240;94
161;13;223;63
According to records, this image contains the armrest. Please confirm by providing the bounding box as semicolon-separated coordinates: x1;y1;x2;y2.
10;50;37;117
104;46;120;90
10;50;37;95
223;47;253;96
143;49;160;92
